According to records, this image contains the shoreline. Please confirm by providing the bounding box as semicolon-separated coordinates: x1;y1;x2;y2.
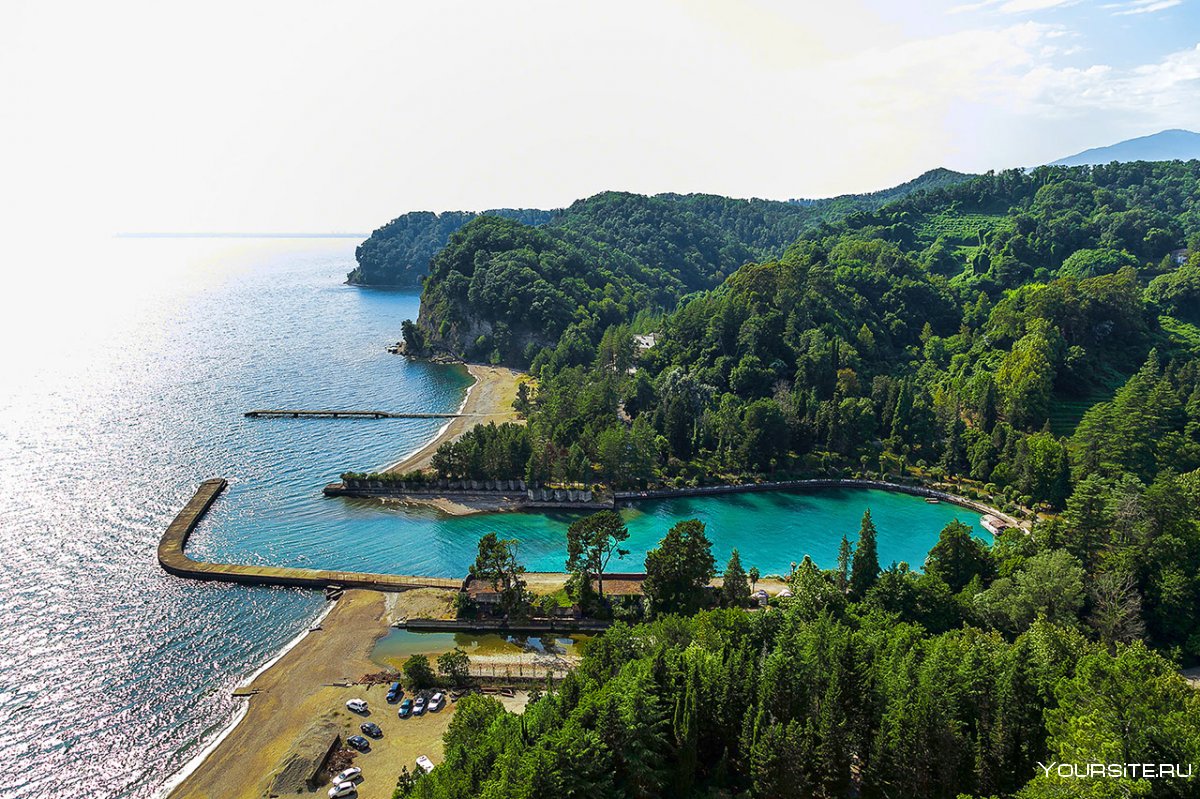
154;600;337;799
164;590;444;799
384;364;524;475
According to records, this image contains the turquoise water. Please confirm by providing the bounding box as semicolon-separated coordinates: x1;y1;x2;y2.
273;487;982;579
0;238;982;798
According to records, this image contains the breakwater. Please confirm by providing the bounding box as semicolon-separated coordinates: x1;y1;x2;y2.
324;477;611;509
157;479;461;592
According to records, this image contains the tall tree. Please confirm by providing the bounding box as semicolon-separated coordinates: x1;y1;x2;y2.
849;509;881;598
722;549;750;607
470;532;530;619
836;535;852;593
566;510;631;600
925;519;995;592
643;519;716;617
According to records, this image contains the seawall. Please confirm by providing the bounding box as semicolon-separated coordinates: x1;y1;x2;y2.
157;479;460;592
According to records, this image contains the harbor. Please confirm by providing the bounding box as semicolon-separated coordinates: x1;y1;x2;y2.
158;479;461;592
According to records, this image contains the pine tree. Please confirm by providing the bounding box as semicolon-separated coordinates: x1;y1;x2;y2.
722;548;750;607
836;535;852;593
849;510;880;598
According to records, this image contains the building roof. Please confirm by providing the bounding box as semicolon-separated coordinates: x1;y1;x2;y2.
464;573;648;601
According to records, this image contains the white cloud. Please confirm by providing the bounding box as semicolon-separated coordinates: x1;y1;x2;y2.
1111;0;1184;15
1016;42;1200;113
0;0;1195;240
949;0;1078;15
998;0;1079;13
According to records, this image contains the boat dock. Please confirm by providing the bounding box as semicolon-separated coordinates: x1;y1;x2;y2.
244;409;462;419
157;479;461;592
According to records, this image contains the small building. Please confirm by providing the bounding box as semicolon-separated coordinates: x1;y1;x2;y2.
633;333;657;351
463;572;648;614
776;587;794;599
595;572;648;598
980;514;1009;537
464;577;505;607
752;588;770;606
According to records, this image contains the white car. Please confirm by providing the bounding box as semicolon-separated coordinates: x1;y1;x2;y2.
328;780;357;798
332;767;362;784
429;692;445;711
345;698;368;714
416;755;434;774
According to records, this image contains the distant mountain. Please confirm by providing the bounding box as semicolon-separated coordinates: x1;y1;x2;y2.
1050;129;1200;167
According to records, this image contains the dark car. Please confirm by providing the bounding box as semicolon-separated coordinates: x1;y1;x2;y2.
386;681;403;703
346;735;370;752
360;722;383;738
398;698;414;719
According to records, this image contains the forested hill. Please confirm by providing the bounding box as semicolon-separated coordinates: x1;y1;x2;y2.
347;168;973;288
787;165;972;206
388;160;1200;799
347;208;555;287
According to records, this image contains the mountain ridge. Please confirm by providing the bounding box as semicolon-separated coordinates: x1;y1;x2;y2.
1050;128;1200;167
348;168;975;288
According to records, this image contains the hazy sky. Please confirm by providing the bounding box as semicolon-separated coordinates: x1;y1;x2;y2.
2;0;1199;235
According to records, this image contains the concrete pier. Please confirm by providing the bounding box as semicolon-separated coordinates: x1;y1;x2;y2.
157;479;460;592
244;409;462;419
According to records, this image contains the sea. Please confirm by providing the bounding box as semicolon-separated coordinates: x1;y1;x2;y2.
0;238;981;797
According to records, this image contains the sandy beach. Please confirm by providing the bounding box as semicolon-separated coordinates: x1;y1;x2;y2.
166;367;539;798
386;364;525;475
168;590;458;799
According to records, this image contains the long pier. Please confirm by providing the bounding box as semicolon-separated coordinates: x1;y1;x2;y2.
244;409;462;419
157;479;461;592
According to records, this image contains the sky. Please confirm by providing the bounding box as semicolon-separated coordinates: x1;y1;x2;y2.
1;0;1199;237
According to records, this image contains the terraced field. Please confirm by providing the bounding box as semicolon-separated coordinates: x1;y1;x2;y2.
916;210;1005;244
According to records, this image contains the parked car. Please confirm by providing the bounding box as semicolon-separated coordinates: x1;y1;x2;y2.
360;722;383;738
398;698;414;718
329;780;357;798
416;755;434;774
345;698;368;714
386;681;403;702
429;692;445;711
332;767;362;784
413;696;427;716
346;735;370;752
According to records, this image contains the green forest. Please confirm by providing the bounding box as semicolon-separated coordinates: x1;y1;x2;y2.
348;208;556;287
348;169;969;289
385;160;1200;798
